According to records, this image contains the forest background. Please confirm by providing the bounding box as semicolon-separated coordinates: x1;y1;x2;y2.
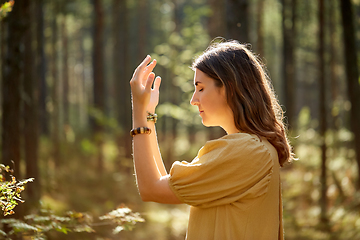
0;0;360;239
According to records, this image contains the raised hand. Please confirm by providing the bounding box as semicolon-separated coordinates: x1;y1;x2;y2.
130;55;161;113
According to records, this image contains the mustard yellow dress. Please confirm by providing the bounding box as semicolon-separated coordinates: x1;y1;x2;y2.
168;133;284;240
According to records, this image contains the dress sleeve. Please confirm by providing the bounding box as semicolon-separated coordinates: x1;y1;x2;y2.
168;134;274;208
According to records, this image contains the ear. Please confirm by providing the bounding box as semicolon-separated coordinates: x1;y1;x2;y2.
218;81;231;100
220;85;227;97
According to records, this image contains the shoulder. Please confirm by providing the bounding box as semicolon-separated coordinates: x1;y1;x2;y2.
199;132;264;156
198;133;273;166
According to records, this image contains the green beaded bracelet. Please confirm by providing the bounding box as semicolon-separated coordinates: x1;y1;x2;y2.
147;111;157;123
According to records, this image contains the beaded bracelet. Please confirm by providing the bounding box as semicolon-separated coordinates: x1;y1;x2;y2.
130;127;151;137
147;111;157;123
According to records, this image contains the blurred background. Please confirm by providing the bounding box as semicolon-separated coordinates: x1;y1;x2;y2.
0;0;360;239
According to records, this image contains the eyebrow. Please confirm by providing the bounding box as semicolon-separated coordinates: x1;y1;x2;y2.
194;81;202;86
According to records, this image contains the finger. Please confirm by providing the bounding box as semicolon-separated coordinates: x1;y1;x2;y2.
144;59;157;75
133;55;151;78
140;60;157;86
145;72;156;91
140;55;151;68
153;76;161;91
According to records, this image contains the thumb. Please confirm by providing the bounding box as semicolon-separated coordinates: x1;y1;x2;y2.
145;72;155;91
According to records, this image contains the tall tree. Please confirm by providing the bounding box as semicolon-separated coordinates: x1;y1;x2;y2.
51;1;61;168
318;0;328;227
167;0;182;165
256;0;265;57
113;0;132;159
1;0;22;179
340;0;360;189
75;28;87;132
61;8;69;127
137;0;147;61
1;0;31;228
0;1;6;134
24;0;41;210
208;0;226;39
93;0;105;172
226;0;249;43
37;0;48;136
329;0;339;131
281;0;297;129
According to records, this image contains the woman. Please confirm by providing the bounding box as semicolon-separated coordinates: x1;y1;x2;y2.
129;40;294;240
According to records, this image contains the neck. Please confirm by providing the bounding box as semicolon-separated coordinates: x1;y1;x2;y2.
222;124;240;135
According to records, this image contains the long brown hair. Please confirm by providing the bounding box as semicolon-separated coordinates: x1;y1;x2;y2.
192;40;294;166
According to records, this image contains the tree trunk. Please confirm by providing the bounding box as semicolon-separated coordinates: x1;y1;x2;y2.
329;0;339;131
24;0;40;210
2;0;27;231
208;0;226;39
79;30;87;131
256;0;265;57
318;0;328;227
137;0;147;61
166;0;183;166
0;3;5;137
1;0;22;179
113;0;132;160
62;14;69;127
281;0;297;130
51;1;61;168
226;0;249;43
37;0;48;136
340;0;360;189
93;0;105;172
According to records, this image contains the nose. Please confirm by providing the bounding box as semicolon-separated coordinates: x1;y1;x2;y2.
190;91;199;106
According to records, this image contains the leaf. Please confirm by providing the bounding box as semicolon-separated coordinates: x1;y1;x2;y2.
11;222;39;233
112;226;124;234
54;226;70;234
99;207;132;220
0;229;7;236
73;224;94;233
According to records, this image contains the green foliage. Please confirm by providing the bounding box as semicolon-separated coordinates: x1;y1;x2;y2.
0;162;143;239
0;164;34;216
0;0;14;20
282;107;360;239
99;207;144;234
0;207;144;239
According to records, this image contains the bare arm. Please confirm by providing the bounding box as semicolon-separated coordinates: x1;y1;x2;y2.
130;56;181;204
147;121;167;176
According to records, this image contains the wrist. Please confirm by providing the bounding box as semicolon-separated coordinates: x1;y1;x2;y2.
132;108;147;127
146;107;156;114
132;107;158;128
133;106;147;115
132;104;156;114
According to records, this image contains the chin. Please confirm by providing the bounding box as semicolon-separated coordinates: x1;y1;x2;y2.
201;121;209;127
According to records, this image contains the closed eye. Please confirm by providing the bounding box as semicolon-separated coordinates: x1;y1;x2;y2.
199;88;204;92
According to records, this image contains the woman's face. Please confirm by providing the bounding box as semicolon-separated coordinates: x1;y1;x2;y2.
190;69;236;133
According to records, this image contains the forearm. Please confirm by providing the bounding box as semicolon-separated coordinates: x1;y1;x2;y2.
133;107;167;175
129;56;180;203
147;117;167;176
132;108;165;198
